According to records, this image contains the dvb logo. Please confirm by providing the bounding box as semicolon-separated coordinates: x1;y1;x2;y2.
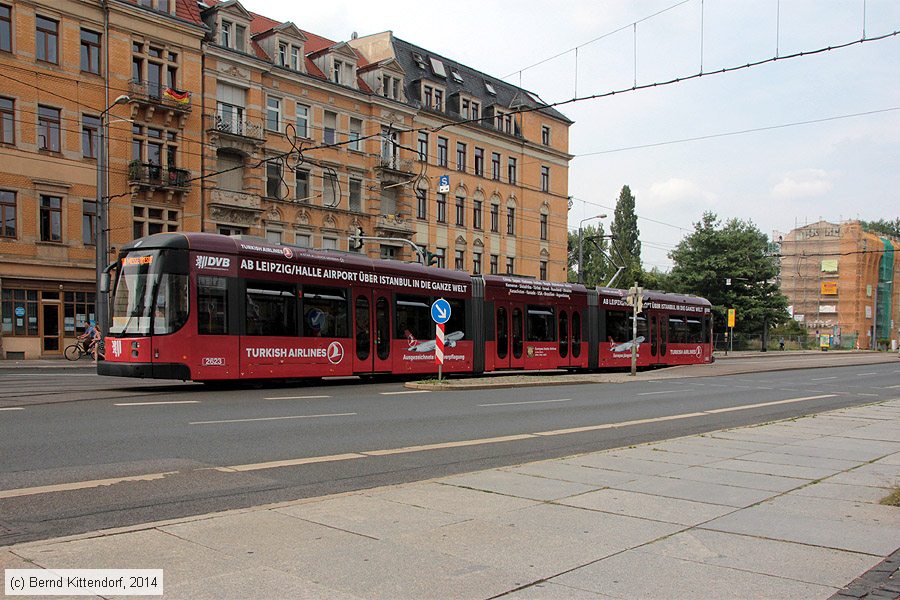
195;256;231;270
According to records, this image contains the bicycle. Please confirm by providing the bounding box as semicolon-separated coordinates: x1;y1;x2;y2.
64;339;92;361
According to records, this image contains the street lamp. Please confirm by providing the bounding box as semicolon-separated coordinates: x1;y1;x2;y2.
96;94;130;335
577;213;607;284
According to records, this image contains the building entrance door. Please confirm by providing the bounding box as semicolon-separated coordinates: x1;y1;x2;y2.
41;301;62;354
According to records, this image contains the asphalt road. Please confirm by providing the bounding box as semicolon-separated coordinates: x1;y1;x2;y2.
1;360;898;544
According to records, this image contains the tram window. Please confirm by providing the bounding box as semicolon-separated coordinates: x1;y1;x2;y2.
572;311;581;358
355;295;370;360
245;280;297;336
198;276;228;335
445;299;466;337
496;307;508;359
668;316;688;344
375;296;390;360
152;273;188;335
559;311;568;358
526;305;555;342
302;286;348;338
395;295;433;343
686;317;704;343
512;308;523;358
605;309;647;343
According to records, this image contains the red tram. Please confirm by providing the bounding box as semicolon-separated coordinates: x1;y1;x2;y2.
99;233;712;382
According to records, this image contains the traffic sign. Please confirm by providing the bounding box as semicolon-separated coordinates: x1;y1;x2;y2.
438;175;450;193
727;308;736;328
431;298;451;324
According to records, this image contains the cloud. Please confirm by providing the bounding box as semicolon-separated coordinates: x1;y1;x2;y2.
647;178;715;204
771;169;834;199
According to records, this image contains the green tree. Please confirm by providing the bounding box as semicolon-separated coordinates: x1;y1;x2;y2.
640;267;672;291
860;218;900;238
567;223;610;286
610;185;642;286
666;212;789;335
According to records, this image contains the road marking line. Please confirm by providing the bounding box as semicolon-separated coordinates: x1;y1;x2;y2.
856;373;878;377
380;390;431;395
856;393;880;397
637;390;678;396
191;412;356;425
479;399;570;407
884;384;900;389
263;395;331;400
535;412;708;436
702;394;836;414
217;453;365;472
0;471;176;500
114;400;200;406
362;434;537;456
0;407;24;411
811;377;838;381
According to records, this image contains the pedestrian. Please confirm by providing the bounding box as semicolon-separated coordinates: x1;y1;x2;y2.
91;323;104;362
779;336;785;351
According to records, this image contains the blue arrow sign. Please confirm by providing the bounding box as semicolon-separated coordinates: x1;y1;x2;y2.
431;298;451;324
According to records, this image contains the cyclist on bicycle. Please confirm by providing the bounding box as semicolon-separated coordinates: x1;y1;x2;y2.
78;321;97;355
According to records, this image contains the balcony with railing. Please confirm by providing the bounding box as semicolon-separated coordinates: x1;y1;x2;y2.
204;113;265;153
128;161;191;195
129;80;192;126
375;155;416;185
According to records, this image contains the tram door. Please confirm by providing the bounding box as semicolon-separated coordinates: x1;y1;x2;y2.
352;290;392;374
494;302;525;370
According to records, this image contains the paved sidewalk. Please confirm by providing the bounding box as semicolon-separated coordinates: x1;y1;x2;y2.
3;400;899;599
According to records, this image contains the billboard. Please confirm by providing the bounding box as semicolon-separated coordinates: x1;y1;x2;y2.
821;281;838;295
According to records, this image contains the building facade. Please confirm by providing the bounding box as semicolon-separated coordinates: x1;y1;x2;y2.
0;0;571;358
779;220;900;349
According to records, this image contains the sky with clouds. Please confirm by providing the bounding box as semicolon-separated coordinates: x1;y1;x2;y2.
243;0;900;271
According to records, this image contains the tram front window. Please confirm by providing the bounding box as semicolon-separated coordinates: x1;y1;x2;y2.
110;250;188;336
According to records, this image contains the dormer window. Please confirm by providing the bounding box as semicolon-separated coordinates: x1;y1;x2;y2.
422;84;444;111
234;24;245;52
278;43;288;67
333;59;344;84
429;57;446;78
460;97;480;120
495;110;512;133
450;68;463;83
382;74;401;100
221;21;230;47
290;45;301;70
485;81;496;95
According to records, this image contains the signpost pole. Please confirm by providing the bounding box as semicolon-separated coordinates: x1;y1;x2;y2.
431;298;450;383
436;322;444;382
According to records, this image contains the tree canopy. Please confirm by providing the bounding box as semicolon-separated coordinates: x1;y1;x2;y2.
666;212;789;334
567;223;611;286
861;218;900;238
610;185;642;287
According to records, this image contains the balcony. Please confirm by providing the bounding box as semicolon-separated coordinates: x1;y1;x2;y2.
374;213;412;237
205;114;265;154
375;155;416;185
128;162;191;200
129;80;192;126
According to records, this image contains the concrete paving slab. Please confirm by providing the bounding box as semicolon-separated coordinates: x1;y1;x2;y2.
701;506;899;555
602;446;723;466
688;435;784;452
709;428;817;444
788;481;894;504
273;493;468;541
438;469;596;501
825;469;900;488
503;461;640;487
163;566;363;600
0;548;34;570
553;547;836;600
503;581;614;599
637;528;882;588
614;474;778;508
760;493;900;527
649;438;759;459
560;453;686;476
664;465;807;492
841;423;900;443
788;437;900;461
367;481;539;518
702;458;841;480
736;450;859;471
873;453;900;466
559;488;736;526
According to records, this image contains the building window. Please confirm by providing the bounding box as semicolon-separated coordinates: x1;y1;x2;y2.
295;233;311;247
217;226;244;236
349;177;362;212
81;115;100;159
39;195;62;242
2;289;38;336
290;45;301;71
0;97;14;144
278;43;287;67
435;247;446;269
473;199;482;230
0;4;10;53
489;254;498;274
349;117;362;151
506;257;515;275
416;188;427;220
295;169;309;200
490;203;499;232
80;199;94;243
266;230;282;244
382;74;401;99
434;89;443;110
220;20;230;46
323;110;336;145
295;103;309;138
423;85;433;108
455;196;465;226
63;291;96;335
131;42;178;100
266;96;281;132
38;105;60;152
437;136;448;167
540;260;548;280
418;131;428;161
473;252;482;275
80;29;101;74
323;172;338;207
234;24;246;52
508;157;517;184
322;236;337;250
474;147;484;176
454;250;465;271
456;142;467;172
266;162;282;198
36;16;58;63
332;60;345;84
507;207;516;235
541;166;550;192
541;125;551;145
0;190;15;238
436;193;447;223
133;206;179;238
540;213;548;240
491;152;500;180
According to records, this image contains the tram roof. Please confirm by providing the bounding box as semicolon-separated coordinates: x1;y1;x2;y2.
597;286;712;308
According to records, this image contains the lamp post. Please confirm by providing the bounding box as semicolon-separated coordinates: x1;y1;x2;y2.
96;94;130;334
577;213;607;284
